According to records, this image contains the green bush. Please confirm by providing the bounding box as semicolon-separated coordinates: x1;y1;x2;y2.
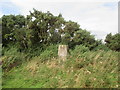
25;45;44;58
40;44;58;62
93;44;110;51
71;45;90;56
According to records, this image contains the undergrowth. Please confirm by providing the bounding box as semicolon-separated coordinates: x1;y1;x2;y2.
2;45;119;88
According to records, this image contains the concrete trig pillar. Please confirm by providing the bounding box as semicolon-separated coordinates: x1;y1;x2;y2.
58;45;68;60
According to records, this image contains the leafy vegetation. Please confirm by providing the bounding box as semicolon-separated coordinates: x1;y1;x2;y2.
2;9;102;50
105;33;120;51
2;45;119;88
1;9;119;88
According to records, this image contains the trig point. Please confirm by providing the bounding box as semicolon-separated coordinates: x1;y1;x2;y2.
58;45;68;60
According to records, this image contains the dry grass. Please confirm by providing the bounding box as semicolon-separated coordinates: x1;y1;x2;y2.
26;58;40;76
3;50;119;88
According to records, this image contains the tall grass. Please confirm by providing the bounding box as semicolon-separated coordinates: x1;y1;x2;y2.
2;45;119;88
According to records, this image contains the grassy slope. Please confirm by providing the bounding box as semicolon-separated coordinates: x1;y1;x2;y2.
2;50;119;88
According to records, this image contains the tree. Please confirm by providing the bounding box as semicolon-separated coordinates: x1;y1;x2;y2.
2;9;103;51
0;17;2;44
105;33;120;51
72;29;98;50
60;21;80;46
26;9;65;46
2;15;26;46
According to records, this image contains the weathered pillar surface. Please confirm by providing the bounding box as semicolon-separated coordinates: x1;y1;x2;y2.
58;45;68;60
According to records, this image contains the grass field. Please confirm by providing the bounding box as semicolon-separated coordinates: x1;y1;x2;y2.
2;46;119;88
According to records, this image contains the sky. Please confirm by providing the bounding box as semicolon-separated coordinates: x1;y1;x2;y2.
0;0;119;41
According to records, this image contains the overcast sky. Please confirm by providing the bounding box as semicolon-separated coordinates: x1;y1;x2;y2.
0;0;119;41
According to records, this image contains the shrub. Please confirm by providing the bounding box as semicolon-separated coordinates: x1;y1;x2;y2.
92;44;110;51
40;44;58;62
71;45;90;56
25;45;44;58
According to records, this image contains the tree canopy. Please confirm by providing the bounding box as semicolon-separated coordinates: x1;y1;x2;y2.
1;9;119;51
105;33;120;51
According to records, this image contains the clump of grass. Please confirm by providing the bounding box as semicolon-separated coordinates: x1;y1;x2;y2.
2;46;27;71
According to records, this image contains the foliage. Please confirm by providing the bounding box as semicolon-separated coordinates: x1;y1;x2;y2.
2;8;120;88
0;18;2;44
70;45;90;56
39;45;58;62
2;50;119;88
72;30;101;50
2;15;26;46
2;46;27;71
92;44;110;51
2;9;103;51
25;9;65;46
2;43;46;71
105;33;120;51
0;44;2;56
